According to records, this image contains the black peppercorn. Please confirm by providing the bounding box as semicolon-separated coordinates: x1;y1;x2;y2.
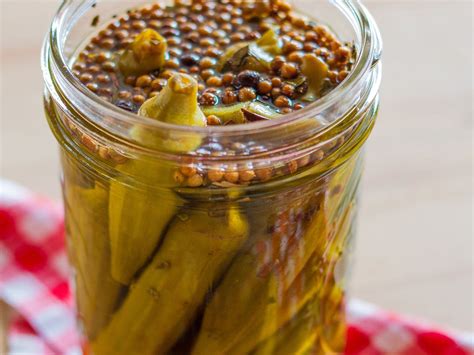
233;70;261;89
181;53;200;67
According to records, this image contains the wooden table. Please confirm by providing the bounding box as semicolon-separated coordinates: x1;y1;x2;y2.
1;0;472;347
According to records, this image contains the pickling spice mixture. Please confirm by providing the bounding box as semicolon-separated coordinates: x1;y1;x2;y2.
72;0;355;125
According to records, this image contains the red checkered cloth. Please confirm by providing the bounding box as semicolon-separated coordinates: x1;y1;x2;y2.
0;180;472;355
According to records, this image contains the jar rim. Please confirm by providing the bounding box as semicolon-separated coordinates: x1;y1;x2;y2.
43;0;381;139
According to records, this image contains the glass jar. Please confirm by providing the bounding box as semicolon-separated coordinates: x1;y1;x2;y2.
42;0;381;353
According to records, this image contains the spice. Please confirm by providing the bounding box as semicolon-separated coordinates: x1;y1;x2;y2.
69;0;355;186
72;1;353;120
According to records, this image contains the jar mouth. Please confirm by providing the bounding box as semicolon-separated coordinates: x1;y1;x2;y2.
44;0;381;137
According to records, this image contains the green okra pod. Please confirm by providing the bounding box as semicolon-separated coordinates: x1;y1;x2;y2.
93;204;249;355
108;74;207;285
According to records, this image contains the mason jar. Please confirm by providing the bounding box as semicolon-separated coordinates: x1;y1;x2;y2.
42;0;382;353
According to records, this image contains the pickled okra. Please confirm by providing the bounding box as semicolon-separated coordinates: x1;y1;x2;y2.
62;159;123;339
119;29;167;77
108;73;206;284
92;203;248;355
251;198;356;355
192;191;328;355
60;0;364;354
218;28;282;73
301;54;329;102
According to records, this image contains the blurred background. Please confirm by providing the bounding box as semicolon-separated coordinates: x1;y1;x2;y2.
1;0;472;332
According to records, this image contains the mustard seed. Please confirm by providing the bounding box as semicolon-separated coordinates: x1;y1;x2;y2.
180;165;197;177
100;38;115;49
73;62;86;71
313;149;324;161
287;51;304;63
79;73;93;83
212;29;227;39
208;168;224;182
86;83;98;92
222;73;235;86
271;87;282;99
328;70;338;83
336;46;351;63
173;171;186;184
338;70;349;82
132;94;145;104
207;115;222;125
95;52;108;63
189;66;200;74
230;33;245;42
148;19;161;30
274;95;292;108
246;31;260;40
258;80;273;95
287;160;298;173
181;23;197;33
187;31;200;43
168;37;181;46
199;57;216;69
204;47;221;58
217;38;230;46
330;41;342;51
131;20;146;30
255;168;273;182
198;25;213;36
169;48;183;57
187;174;204;187
136;75;152;88
125;76;137;86
81;134;98;153
200;38;216;47
316;47;330;58
283;40;303;54
230;18;243;26
224;170;239;183
102;61;115;72
238;87;256;102
160;70;176;79
163;19;178;28
281;84;295;98
207;76;223;87
118;90;131;99
151;78;167;91
239;169;256;182
96;74;110;83
305;30;318;42
165;58;180;69
221;23;232;32
271;77;283;88
98;146;111;160
201;69;215;81
222;90;238;104
303;42;318;52
87;65;101;74
280;63;299;79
